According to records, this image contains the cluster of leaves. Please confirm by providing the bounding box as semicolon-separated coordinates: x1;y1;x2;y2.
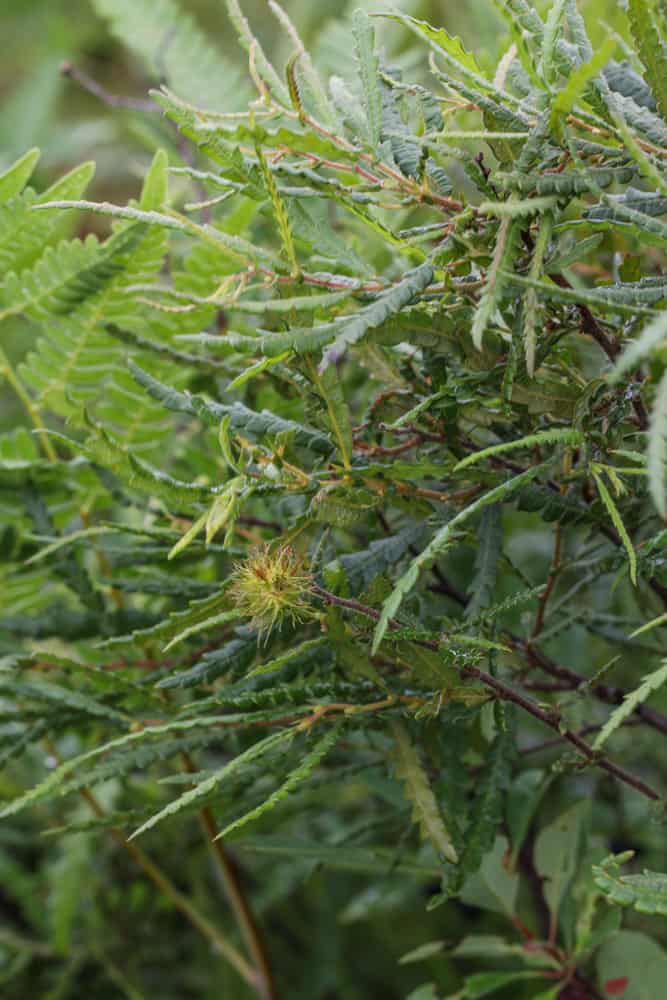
1;0;667;997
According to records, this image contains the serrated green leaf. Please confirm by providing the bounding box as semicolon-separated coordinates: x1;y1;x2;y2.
372;466;545;653
471;218;519;350
216;723;342;839
380;14;484;80
465;504;502;618
352;10;382;152
391;720;458;863
647;369;667;518
593;852;667;916
592;471;638;585
129;727;295;838
129;361;332;456
455;429;583;471
459;731;514;879
593;660;667;750
319;262;434;371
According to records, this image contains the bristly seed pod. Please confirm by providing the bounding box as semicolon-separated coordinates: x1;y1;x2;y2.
228;544;317;637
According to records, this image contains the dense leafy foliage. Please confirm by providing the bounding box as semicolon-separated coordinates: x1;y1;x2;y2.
1;0;667;997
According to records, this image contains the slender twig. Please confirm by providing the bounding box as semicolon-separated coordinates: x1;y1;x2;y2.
41;749;256;988
181;753;277;1000
531;523;562;641
61;62;158;112
521;719;640;756
353;435;421;457
311;587;662;801
382;519;667;738
362;479;481;506
517;639;667;735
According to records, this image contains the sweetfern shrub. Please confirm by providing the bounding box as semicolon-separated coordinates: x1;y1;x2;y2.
1;0;667;996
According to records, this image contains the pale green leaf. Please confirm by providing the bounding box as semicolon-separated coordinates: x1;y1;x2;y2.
593;660;667;750
455;429;583;471
592;471;638;584
0;148;40;202
391;720;458;863
215;723;342;839
647;368;667;518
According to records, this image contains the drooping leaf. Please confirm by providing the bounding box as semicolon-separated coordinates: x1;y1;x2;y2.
391;720;458;864
592;471;638;585
129;727;296;838
465;504;502;617
216;723;343;839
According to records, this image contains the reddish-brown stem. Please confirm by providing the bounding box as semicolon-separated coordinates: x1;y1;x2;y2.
353;435;421;457
41;755;256;988
181;753;277;1000
311;587;662;801
518;639;667;735
530;524;562;641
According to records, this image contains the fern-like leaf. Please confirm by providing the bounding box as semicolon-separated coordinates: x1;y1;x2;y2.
129;727;296;839
471;218;519;350
592;471;638;585
319;262;434;371
459;728;513;877
129;361;333;457
647;369;667;518
391;720;458;864
353;10;383;153
593;660;667;750
216;723;343;840
93;0;247;110
593;852;667;916
0;148;40;202
455;428;583;471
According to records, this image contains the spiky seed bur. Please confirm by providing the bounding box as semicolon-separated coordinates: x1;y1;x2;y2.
228;544;317;637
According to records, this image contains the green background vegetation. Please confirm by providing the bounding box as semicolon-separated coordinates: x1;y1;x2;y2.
0;2;666;999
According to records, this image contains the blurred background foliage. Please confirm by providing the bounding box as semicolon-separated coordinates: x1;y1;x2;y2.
0;0;628;192
1;2;666;998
